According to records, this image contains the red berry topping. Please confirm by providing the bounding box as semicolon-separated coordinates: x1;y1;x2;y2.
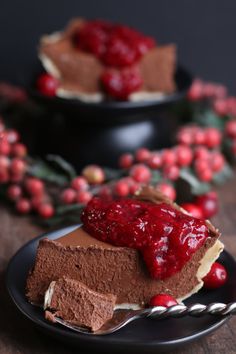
195;193;218;218
7;184;22;201
82;197;210;279
71;176;89;191
82;165;105;184
103;34;137;67
180;203;203;219
16;198;31;214
37;73;59;97
118;153;134;169
203;262;227;289
149;294;178;308
101;68;142;100
38;203;55;219
156;183;176;201
225;120;236;138
61;188;76;204
25;177;44;196
135;148;151;162
130;164;151;183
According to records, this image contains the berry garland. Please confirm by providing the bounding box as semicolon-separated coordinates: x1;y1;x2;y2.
0;78;235;226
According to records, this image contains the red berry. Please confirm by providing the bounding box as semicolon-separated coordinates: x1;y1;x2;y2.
197;168;213;182
194;129;206;145
98;185;113;199
103;35;137;67
0;155;10;169
203;262;227;289
0;139;10;155
31;196;44;211
187;79;204;101
38;203;54;219
149;294;178;307
0;169;9;183
162;149;176;166
118;153;134;169
10;158;26;175
195;193;218;218
114;179;130;197
147;153;162;169
180;203;203;219
25;177;44;196
163;165;180;181
226;97;236;116
177;129;193;145
175;145;193;167
210;152;225;172
202;83;216;98
129;182;140;195
194;146;209;160
61;188;76;204
11;143;27;157
6;130;20;144
82;165;105;184
7;184;22;201
76;191;92;204
135;148;151;162
16;198;31;214
213;99;228;116
71;176;89;191
225;120;236;138
156;183;176;201
36;73;59;97
130;164;151;183
204;128;222;148
213;84;227;99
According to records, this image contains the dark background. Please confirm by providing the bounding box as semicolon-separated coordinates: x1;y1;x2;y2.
0;0;235;92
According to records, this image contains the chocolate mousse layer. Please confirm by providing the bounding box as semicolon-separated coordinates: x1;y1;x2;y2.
26;221;222;306
44;277;116;331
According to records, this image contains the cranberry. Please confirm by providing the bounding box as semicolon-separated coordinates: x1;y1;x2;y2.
180;203;203;219
194;158;209;174
129;181;140;195
10;158;26;175
76;190;92;204
101;68;142;100
175;145;193;167
81;198;210;279
25;177;44;196
118;153;134;169
225;120;236;138
11;143;27;157
36;73;59;97
114;179;130;197
194;146;209;160
195;193;218;218
38;203;55;219
0;139;10;155
194;129;206;145
210;152;225;172
0;155;10;170
161;149;176;166
213;99;228;116
82;165;105;184
71;176;89;191
204;128;222;148
163;165;180;180
61;188;76;204
135;148;151;162
149;294;178;307
156;183;176;201
187;79;204;101
7;184;22;201
203;262;227;289
147;153;162;169
103;35;137;67
130;164;151;183
177;129;193;145
6;130;20;144
197;168;213;182
16;198;31;214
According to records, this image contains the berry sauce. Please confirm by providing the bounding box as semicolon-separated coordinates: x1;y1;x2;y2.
81;197;210;280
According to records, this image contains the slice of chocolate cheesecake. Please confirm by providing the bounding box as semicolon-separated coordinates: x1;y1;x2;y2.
26;187;223;308
44;277;116;331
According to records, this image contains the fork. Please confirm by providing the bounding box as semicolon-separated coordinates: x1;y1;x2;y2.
53;302;236;335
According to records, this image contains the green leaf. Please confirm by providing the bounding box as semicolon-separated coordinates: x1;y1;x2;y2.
213;164;233;185
103;167;125;181
193;109;225;131
179;168;211;195
28;159;69;186
46;154;77;180
151;170;162;184
56;203;84;215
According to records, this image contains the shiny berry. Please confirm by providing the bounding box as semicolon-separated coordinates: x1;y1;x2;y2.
16;198;31;214
194;129;206;145
114;179;130;197
7;184;22;201
213;99;228;116
163;165;180;180
197;168;213;182
0;139;10;155
6;130;20;144
177;129;193;145
203;262;227;289
149;294;178;307
175;145;193;167
156;183;176;201
195;193;218;218
129;182;140;195
130;164;151;183
118;153;134;169
38;203;55;219
11;143;27;157
82;165;105;185
135;148;151;162
0;169;9;183
25;178;44;196
180;203;203;219
204;128;222;148
61;188;76;204
71;176;89;191
10;158;26;175
36;73;59;97
76;190;92;204
187;79;204;101
194;146;209;160
147;153;162;169
225;120;236;138
161;149;176;166
103;35;137;67
0;155;10;170
210;152;225;172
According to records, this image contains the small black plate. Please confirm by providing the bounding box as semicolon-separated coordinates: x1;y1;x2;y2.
29;66;192;116
6;225;236;353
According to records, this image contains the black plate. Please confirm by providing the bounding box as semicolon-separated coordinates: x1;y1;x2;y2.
29;66;192;116
6;225;236;353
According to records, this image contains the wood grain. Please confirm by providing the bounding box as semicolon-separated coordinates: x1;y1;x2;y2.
1;177;236;354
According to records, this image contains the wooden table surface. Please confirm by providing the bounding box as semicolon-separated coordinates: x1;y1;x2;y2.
1;177;236;354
